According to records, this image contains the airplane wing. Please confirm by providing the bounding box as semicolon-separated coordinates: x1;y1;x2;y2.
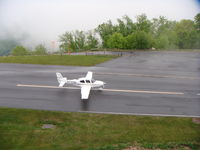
81;86;91;99
85;71;93;80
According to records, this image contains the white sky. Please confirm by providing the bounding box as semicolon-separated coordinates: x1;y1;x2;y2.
0;0;199;49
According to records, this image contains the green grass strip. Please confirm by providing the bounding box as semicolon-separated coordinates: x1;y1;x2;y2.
0;55;117;66
0;107;199;150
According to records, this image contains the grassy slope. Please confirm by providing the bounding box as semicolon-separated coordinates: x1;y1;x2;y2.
0;55;116;66
0;107;199;150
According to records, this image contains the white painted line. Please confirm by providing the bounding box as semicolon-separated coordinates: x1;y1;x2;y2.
102;88;184;95
17;84;184;95
17;84;80;90
79;110;200;118
94;72;199;80
197;93;200;96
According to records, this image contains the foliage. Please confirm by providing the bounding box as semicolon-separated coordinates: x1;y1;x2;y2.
33;44;47;55
135;14;151;33
107;32;126;49
59;30;99;51
58;13;200;50
125;31;153;49
134;31;153;49
1;13;200;56
85;31;99;49
116;15;136;36
11;45;28;56
174;20;197;49
194;13;200;31
96;20;116;48
0;39;19;56
59;31;76;52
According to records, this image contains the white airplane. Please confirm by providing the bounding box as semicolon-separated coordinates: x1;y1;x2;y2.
56;71;106;99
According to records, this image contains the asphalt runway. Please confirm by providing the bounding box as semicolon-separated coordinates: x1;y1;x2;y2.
0;51;200;117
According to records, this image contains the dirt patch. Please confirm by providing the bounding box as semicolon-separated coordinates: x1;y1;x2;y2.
123;146;191;150
192;118;200;124
42;124;56;129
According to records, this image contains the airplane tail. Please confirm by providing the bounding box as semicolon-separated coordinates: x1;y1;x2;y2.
56;72;67;87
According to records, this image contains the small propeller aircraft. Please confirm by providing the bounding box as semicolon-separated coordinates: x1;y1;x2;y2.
56;71;106;99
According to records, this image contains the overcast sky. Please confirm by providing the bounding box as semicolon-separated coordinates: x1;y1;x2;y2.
0;0;199;49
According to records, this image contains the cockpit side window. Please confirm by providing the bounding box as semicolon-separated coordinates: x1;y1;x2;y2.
80;80;85;83
86;80;90;83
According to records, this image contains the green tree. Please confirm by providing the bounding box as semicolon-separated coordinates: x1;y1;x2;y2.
155;35;169;49
194;13;200;31
85;31;99;49
134;31;153;49
151;16;176;36
96;20;116;47
59;32;76;52
107;32;126;49
175;19;196;48
12;45;28;56
136;14;151;33
34;44;47;55
125;33;137;49
74;30;86;50
116;15;136;36
0;39;19;56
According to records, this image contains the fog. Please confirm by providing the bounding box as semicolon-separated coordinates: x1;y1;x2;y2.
0;0;199;51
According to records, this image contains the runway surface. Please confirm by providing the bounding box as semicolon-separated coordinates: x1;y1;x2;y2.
0;51;200;117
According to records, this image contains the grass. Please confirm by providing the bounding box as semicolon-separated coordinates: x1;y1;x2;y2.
0;107;199;150
0;55;117;66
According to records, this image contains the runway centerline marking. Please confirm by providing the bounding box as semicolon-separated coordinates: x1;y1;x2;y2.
16;84;184;95
94;72;199;80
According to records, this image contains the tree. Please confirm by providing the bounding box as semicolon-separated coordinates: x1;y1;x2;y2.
34;44;47;55
74;30;86;50
194;13;200;31
155;35;169;49
85;31;99;49
96;20;116;47
136;14;151;33
0;39;19;56
59;30;87;52
134;31;153;49
12;46;28;56
116;15;136;36
175;19;196;48
151;16;176;36
107;32;126;49
59;32;76;52
125;33;137;49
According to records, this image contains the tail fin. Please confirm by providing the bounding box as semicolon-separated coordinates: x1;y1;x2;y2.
56;72;67;87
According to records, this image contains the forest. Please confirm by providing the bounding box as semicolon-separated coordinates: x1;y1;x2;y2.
60;13;200;51
1;13;200;56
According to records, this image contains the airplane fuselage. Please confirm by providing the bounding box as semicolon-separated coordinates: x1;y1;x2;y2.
68;78;105;89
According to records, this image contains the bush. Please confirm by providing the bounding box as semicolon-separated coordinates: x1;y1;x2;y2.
33;44;47;55
107;32;126;49
12;46;28;56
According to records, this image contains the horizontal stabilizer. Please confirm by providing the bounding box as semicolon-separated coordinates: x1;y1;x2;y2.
56;72;67;87
59;81;66;87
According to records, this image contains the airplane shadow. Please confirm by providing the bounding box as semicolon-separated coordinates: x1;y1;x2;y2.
80;99;90;111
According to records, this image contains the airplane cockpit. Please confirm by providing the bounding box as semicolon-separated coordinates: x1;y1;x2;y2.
79;79;95;84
